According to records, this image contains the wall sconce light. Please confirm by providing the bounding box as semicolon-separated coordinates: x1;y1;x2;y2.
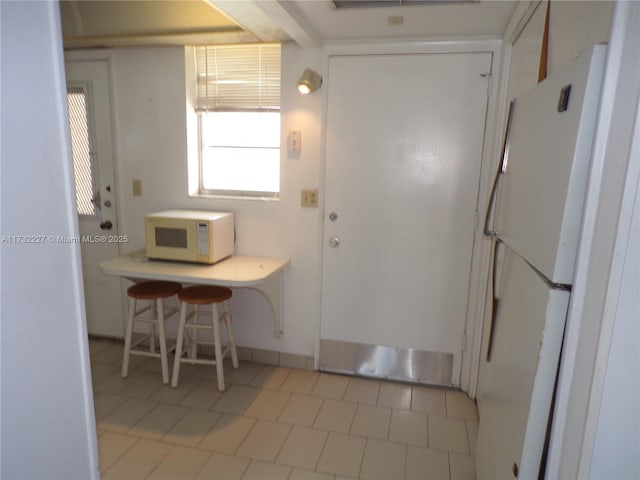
297;68;322;94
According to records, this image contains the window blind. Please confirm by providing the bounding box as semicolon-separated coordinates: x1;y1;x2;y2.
194;44;281;111
67;87;96;216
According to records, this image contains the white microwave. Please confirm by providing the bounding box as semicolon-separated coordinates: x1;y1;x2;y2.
145;210;234;264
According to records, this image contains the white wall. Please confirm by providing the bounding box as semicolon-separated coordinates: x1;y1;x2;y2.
0;2;98;478
504;0;613;101
505;0;546;101
547;1;614;75
105;43;324;356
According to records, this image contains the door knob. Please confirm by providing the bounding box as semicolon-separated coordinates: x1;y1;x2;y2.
100;221;113;230
329;236;340;248
329;212;338;221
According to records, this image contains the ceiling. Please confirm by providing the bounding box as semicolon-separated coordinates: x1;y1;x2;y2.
59;0;518;49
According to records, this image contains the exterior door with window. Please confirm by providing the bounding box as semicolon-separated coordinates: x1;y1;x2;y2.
66;59;124;337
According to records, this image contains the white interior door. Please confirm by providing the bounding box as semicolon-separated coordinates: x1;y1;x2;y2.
66;59;124;337
320;52;491;386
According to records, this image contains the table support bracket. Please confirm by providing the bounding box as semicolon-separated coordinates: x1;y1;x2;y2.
244;271;284;337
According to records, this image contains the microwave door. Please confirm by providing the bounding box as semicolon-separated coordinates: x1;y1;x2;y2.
155;227;188;249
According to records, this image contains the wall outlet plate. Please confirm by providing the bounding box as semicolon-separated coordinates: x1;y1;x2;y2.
132;179;142;197
288;130;302;154
301;189;318;208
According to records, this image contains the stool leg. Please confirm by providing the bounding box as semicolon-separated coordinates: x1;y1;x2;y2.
171;302;189;388
222;300;239;369
121;297;136;378
212;303;225;391
187;305;199;360
149;300;157;354
156;298;170;384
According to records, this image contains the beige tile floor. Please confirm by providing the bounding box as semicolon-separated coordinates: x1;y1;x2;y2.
90;338;478;480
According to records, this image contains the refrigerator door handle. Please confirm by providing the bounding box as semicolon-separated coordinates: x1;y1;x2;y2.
483;165;501;238
483;99;515;238
486;239;501;361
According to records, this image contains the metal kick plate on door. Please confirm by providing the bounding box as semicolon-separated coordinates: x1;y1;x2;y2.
319;339;454;386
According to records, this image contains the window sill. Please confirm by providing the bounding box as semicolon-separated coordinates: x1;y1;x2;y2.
189;192;280;203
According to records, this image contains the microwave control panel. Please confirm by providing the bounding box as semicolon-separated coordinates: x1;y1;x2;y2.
197;222;210;255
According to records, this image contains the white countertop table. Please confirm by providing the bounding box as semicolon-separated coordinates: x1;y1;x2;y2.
100;251;290;336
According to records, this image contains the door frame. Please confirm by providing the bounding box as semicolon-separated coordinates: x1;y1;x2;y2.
318;39;504;393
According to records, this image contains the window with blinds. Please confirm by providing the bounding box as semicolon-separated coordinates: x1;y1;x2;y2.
193;44;281;196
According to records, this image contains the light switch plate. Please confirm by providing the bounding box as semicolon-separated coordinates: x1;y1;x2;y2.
301;189;318;208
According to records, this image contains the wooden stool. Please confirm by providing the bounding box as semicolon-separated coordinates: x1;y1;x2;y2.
121;280;182;384
171;285;239;391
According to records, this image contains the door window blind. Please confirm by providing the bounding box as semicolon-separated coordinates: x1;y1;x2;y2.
194;44;281;111
67;86;96;216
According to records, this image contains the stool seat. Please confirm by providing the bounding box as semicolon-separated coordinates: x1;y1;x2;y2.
172;284;238;391
128;281;182;299
178;285;232;304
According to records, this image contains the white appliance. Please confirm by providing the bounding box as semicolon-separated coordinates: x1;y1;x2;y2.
475;45;606;479
145;210;234;264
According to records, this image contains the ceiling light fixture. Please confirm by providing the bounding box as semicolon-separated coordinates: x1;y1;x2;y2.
297;68;322;94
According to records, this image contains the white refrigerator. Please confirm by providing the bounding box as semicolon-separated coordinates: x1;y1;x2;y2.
475;45;606;479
